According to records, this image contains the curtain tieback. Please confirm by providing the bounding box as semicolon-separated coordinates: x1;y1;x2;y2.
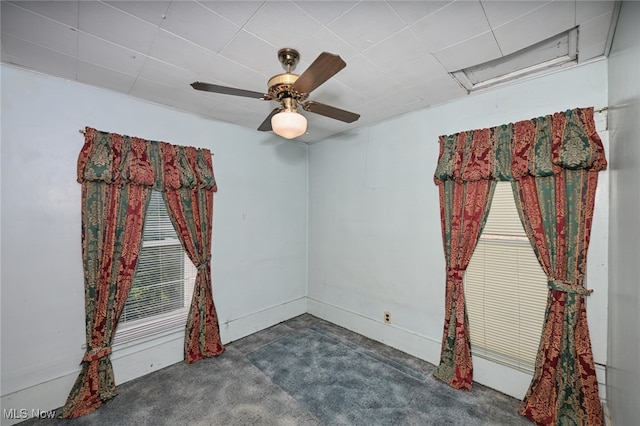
447;268;465;282
82;346;112;363
548;279;593;296
197;256;212;270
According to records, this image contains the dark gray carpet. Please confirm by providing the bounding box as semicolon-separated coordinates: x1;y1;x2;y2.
19;314;531;425
247;325;529;426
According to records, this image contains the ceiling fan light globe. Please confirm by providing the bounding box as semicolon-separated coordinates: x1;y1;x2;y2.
271;111;307;139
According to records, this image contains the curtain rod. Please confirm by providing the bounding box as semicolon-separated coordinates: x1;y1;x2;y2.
78;129;214;155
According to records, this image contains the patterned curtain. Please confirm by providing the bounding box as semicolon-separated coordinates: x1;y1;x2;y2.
433;130;497;389
61;128;224;418
161;145;224;363
433;108;607;425
512;110;607;425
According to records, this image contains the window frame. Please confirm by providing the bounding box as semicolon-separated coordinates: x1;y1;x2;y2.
112;190;196;349
464;181;549;374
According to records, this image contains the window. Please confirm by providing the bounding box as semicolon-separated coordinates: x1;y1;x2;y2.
465;181;548;373
113;190;196;347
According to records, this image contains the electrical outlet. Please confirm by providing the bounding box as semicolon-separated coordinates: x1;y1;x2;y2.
384;311;391;324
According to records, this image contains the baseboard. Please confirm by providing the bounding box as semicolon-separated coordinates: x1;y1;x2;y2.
307;297;609;403
218;296;308;343
306;297;443;366
1;374;74;425
602;401;613;426
0;297;307;426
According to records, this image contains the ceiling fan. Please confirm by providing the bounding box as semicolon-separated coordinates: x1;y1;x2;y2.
191;48;360;139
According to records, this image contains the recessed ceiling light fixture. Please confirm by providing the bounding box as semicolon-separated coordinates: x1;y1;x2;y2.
451;27;579;92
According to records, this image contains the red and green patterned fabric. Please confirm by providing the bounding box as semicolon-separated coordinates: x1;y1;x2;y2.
433;108;607;425
433;129;497;390
161;145;224;363
61;128;223;418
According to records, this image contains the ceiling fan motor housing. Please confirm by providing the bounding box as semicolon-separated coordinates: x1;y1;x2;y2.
267;73;306;103
268;48;309;106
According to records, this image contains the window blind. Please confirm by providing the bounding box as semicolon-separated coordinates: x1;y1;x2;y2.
113;190;196;347
465;181;548;373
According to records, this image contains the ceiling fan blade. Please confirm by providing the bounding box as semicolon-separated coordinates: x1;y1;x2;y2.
292;52;346;95
191;81;266;99
258;108;281;131
302;101;360;123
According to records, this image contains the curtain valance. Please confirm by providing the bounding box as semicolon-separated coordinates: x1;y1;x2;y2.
434;107;607;182
77;127;217;191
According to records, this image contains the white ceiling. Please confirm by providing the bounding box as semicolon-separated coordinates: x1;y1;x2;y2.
1;0;619;143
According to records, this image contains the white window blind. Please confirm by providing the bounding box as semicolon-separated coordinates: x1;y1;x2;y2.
113;190;196;347
465;181;548;373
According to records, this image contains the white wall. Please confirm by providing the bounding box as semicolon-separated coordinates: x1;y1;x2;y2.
308;60;610;400
607;1;640;425
0;54;617;421
0;64;308;420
